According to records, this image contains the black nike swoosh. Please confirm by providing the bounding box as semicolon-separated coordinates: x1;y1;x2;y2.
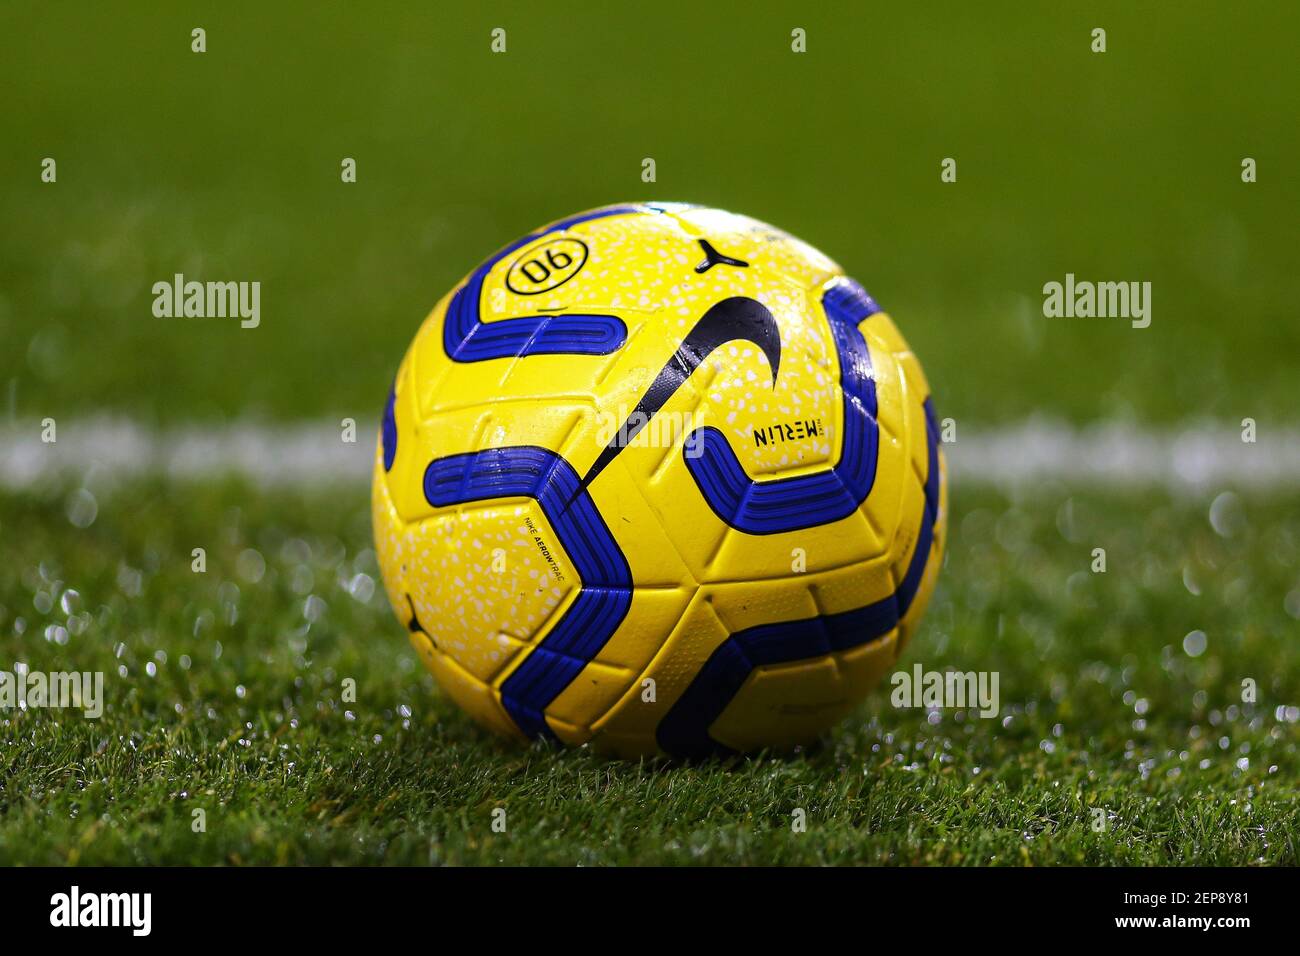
406;594;434;645
574;295;781;496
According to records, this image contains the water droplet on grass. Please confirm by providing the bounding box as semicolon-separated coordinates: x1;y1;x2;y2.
303;595;327;621
1209;491;1245;538
290;564;315;595
65;488;98;528
1183;629;1208;657
59;589;82;615
1285;590;1300;620
117;565;143;597
348;573;375;603
236;549;266;583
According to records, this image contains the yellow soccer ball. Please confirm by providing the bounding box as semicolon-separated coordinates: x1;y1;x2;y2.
372;203;946;757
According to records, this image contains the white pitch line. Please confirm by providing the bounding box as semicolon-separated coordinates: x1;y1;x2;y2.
1;418;1297;492
946;419;1299;492
1;419;372;488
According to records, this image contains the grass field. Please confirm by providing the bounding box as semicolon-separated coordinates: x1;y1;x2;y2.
2;478;1295;865
2;3;1298;867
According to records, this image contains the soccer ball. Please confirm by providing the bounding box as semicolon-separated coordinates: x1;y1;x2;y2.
372;203;946;758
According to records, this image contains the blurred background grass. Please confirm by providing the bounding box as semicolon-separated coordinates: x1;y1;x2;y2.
2;0;1297;427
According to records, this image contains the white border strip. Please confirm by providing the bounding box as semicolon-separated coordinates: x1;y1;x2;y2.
1;418;1297;491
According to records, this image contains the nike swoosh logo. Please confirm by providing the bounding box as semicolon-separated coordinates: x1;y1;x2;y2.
406;593;437;649
575;295;781;496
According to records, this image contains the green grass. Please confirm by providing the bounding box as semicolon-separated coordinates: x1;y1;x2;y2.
2;1;1299;427
2;478;1296;865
